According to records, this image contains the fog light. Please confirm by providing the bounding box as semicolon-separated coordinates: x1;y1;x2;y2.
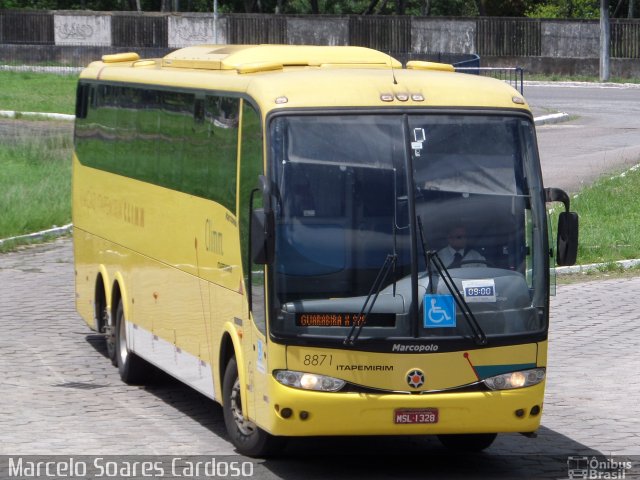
281;408;293;419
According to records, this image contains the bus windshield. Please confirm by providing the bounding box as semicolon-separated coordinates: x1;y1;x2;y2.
268;113;547;344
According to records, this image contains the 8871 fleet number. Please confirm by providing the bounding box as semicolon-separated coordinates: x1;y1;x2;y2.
303;354;333;366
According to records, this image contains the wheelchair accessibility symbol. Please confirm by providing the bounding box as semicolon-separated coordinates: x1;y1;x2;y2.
424;294;456;328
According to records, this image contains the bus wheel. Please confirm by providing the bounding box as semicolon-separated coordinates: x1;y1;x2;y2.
96;294;116;365
114;299;149;385
222;356;284;457
437;433;497;452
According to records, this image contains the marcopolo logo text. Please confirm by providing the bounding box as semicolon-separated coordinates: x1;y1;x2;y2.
392;343;439;352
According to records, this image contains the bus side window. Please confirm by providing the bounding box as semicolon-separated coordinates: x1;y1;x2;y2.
201;95;240;212
75;83;89;119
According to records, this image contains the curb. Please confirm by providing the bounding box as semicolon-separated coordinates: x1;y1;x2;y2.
0;224;73;247
556;259;640;275
0;65;82;75
534;112;570;126
0;110;74;121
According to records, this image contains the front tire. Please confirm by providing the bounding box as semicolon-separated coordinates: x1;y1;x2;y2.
222;356;284;457
114;299;151;385
438;433;497;452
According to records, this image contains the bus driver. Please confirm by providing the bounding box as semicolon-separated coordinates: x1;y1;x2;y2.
437;225;486;268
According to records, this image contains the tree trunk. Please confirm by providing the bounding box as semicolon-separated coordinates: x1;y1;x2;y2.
421;0;430;16
363;0;379;15
613;0;624;17
376;0;390;13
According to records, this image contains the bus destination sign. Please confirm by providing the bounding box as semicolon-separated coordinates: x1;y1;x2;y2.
296;313;395;327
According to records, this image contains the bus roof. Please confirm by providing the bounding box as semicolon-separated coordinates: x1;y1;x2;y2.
80;44;530;114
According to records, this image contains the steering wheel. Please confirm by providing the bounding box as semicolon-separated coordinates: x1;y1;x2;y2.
458;259;490;267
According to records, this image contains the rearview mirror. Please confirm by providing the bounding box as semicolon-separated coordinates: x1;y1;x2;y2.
556;211;579;266
249;175;276;265
251;208;274;265
545;187;579;267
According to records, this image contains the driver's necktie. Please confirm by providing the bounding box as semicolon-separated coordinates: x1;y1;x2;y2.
449;252;463;269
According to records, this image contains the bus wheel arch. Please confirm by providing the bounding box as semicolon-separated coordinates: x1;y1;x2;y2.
219;332;236;393
222;355;284;457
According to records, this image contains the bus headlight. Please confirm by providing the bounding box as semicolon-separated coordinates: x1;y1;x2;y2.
483;368;546;391
274;370;346;392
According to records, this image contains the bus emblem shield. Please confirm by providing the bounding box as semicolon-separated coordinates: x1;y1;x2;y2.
406;369;425;389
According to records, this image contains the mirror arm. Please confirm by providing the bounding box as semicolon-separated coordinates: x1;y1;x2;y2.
544;187;570;212
247;187;261;312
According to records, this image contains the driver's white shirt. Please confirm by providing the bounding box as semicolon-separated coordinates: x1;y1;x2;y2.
437;245;486;268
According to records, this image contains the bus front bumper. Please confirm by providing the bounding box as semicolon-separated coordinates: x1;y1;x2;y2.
261;380;545;437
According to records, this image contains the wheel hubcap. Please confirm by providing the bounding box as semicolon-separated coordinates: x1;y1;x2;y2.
230;377;256;436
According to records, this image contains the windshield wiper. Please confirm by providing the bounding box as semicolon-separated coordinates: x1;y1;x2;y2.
417;216;487;346
343;253;397;346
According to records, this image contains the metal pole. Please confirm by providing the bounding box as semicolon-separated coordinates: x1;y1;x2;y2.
600;0;611;81
213;0;219;44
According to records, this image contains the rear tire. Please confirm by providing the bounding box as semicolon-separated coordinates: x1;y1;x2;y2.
438;433;497;452
114;299;151;385
222;356;285;457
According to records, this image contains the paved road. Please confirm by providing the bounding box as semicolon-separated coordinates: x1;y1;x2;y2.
526;82;640;193
0;239;638;479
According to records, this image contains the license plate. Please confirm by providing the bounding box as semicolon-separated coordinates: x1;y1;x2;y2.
394;408;439;424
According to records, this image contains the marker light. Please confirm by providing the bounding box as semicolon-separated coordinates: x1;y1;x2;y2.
380;93;394;102
275;370;346;392
275;96;289;104
411;94;425;102
483;368;545;391
395;93;409;102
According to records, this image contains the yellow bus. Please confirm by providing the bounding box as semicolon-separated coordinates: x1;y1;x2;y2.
73;44;578;456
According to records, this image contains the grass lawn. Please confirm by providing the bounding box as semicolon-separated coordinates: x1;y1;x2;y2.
0;71;77;115
564;165;640;265
0;135;72;246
